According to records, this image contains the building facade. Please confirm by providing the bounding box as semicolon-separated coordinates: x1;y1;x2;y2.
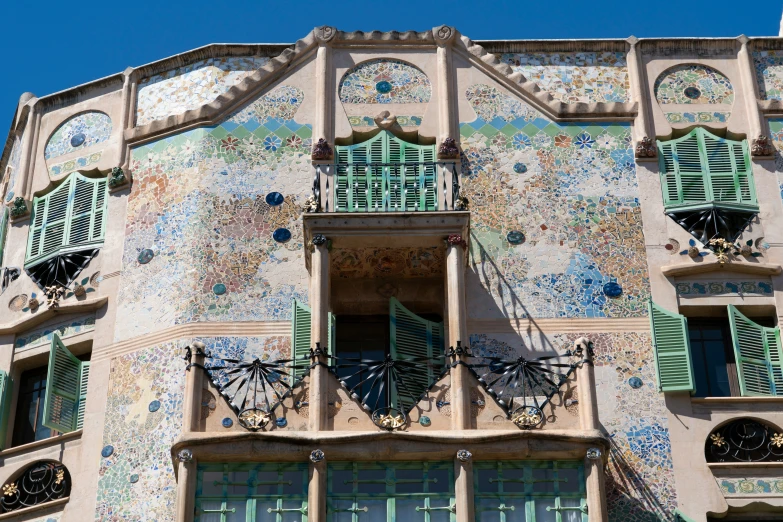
0;25;781;522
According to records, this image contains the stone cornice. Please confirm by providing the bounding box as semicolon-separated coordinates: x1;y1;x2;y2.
661;260;783;277
0;296;108;336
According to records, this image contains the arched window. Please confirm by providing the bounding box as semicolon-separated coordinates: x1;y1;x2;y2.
0;461;70;513
705;418;783;463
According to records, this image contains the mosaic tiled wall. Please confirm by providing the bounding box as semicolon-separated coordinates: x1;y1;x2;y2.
136;56;270;126
717;477;783;496
339;59;431;104
331;247;444;278
675;280;773;297
753;50;783;100
14;315;95;350
95;336;289;521
116;84;311;341
469;331;676;522
654;65;734;105
4;135;22;202
498;52;630;105
664;111;729;124
460;83;648;319
48;150;103;178
44;112;112;160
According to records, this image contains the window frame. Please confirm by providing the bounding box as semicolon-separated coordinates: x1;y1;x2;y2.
11;365;56;447
687;318;741;398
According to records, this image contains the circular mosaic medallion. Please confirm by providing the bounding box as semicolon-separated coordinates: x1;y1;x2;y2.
603;282;622;297
101;445;114;458
70;133;86;148
507;231;525;245
148;400;161;412
419;416;432;427
213;283;227;295
375;81;392;94
222;417;234;428
138;249;154;264
628;376;643;389
513;162;527;174
273;228;291;243
265;192;285;206
9;294;28;312
683;86;701;100
129;474;139;484
275;417;288;428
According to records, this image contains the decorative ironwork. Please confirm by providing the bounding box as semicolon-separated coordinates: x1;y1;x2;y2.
667;207;756;244
705;418;783;462
446;341;472;357
311;138;333;160
25;248;100;290
456;450;472;462
108;166;127;188
10;197;27;218
438;137;460;159
635;136;657;158
751;134;774;156
0;267;20;295
0;462;70;513
511;405;544;429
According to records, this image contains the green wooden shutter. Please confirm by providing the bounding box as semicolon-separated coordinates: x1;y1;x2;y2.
648;301;695;393
292;300;312;379
0;370;11;450
389;297;443;412
42;333;88;433
328;312;336;355
0;206;8;266
728;305;783;396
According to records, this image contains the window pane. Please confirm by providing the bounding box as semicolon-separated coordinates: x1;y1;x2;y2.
689;323;732;397
504;499;526;522
331;470;355;494
428;469;450;494
534;499;557;522
703;339;731;396
357;469;385;494
256;500;278;521
477;469;498;493
282;470;304;496
281;500;306;522
561;498;584;522
429;498;454;522
227;471;249;495
475;498;501;522
257;471;279;495
198;500;223;522
532;468;556;493
225;500;247;522
396;469;424;493
503;468;525;493
330;499;355;522
201;472;224;496
395;498;426;521
558;468;580;493
358;498;387;521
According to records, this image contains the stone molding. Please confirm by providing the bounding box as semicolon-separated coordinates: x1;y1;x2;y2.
0;296;108;336
661;261;783;277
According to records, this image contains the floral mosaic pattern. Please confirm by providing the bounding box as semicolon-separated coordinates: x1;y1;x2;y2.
461;84;648;318
116;84;311;342
44;112;112;160
753;50;783;100
3;136;21;202
331;247;444;279
48;151;103;178
665;112;730;124
14;315;95;350
676;280;773;297
95;336;288;521
347;115;423;128
654;65;734;105
469;332;676;521
718;477;783;496
339;59;432;104
136;56;270;126
499;52;630;104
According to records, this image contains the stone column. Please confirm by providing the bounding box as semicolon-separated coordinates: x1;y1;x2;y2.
626;37;656;156
17;98;39;201
434;25;458;145
175;450;197;522
454;450;475;522
182;342;206;433
118;67;135;169
446;234;471;430
585;448;608;522
313;27;335;149
308;450;327;522
737;36;769;151
574;337;599;432
309;235;330;431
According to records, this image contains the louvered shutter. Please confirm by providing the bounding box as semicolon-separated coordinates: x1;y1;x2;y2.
335;147;350;212
389;298;443;412
420;145;438;211
291;300;312;379
328;312;336;355
648;301;695;393
0;370;11;450
728;305;783;397
42;334;88;433
76;362;90;429
26;178;70;265
0;207;7;266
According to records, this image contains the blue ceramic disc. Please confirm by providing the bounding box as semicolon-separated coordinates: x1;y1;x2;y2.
273;228;291;243
275;417;288;428
420;416;432;427
222;418;233;428
603;282;622;297
629;377;643;389
684;86;701;100
513;162;527;174
507;231;525;245
375;81;392;94
265;192;284;206
129;474;139;484
138;249;154;264
213;283;227;295
101;445;114;458
70;133;86;147
148;400;161;412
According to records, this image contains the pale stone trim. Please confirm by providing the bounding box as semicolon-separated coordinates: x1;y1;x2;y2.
466;317;650;333
0;430;82;459
661;261;783;277
0;496;69;521
0;297;108;335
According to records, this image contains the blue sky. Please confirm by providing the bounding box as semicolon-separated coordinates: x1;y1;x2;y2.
0;0;779;126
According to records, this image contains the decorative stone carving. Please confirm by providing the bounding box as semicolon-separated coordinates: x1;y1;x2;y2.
108;166;127;188
446;234;467;249
456;449;472;462
311;138;333;160
177;449;193;463
586;448;602;460
303;194;320;213
311;234;327;246
314;26;336;43
438;137;460;159
73;283;86;297
10;197;27;218
751;135;774;157
634;137;657;158
310;449;325;463
27;297;39;312
44;285;65;309
433;25;456;45
374;111;398;130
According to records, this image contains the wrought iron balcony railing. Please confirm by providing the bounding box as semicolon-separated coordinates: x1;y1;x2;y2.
309;162;464;213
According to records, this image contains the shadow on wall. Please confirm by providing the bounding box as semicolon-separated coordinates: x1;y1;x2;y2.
607;438;672;522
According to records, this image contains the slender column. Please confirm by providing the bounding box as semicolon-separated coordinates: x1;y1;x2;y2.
308;451;327;522
737;36;767;144
574;337;599;432
313;27;336;148
309;235;330;431
626;37;653;145
454;450;475;522
118;68;134;169
17;99;38;201
175;451;197;522
585;449;608;522
183;342;206;433
446;235;470;430
434;25;459;158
